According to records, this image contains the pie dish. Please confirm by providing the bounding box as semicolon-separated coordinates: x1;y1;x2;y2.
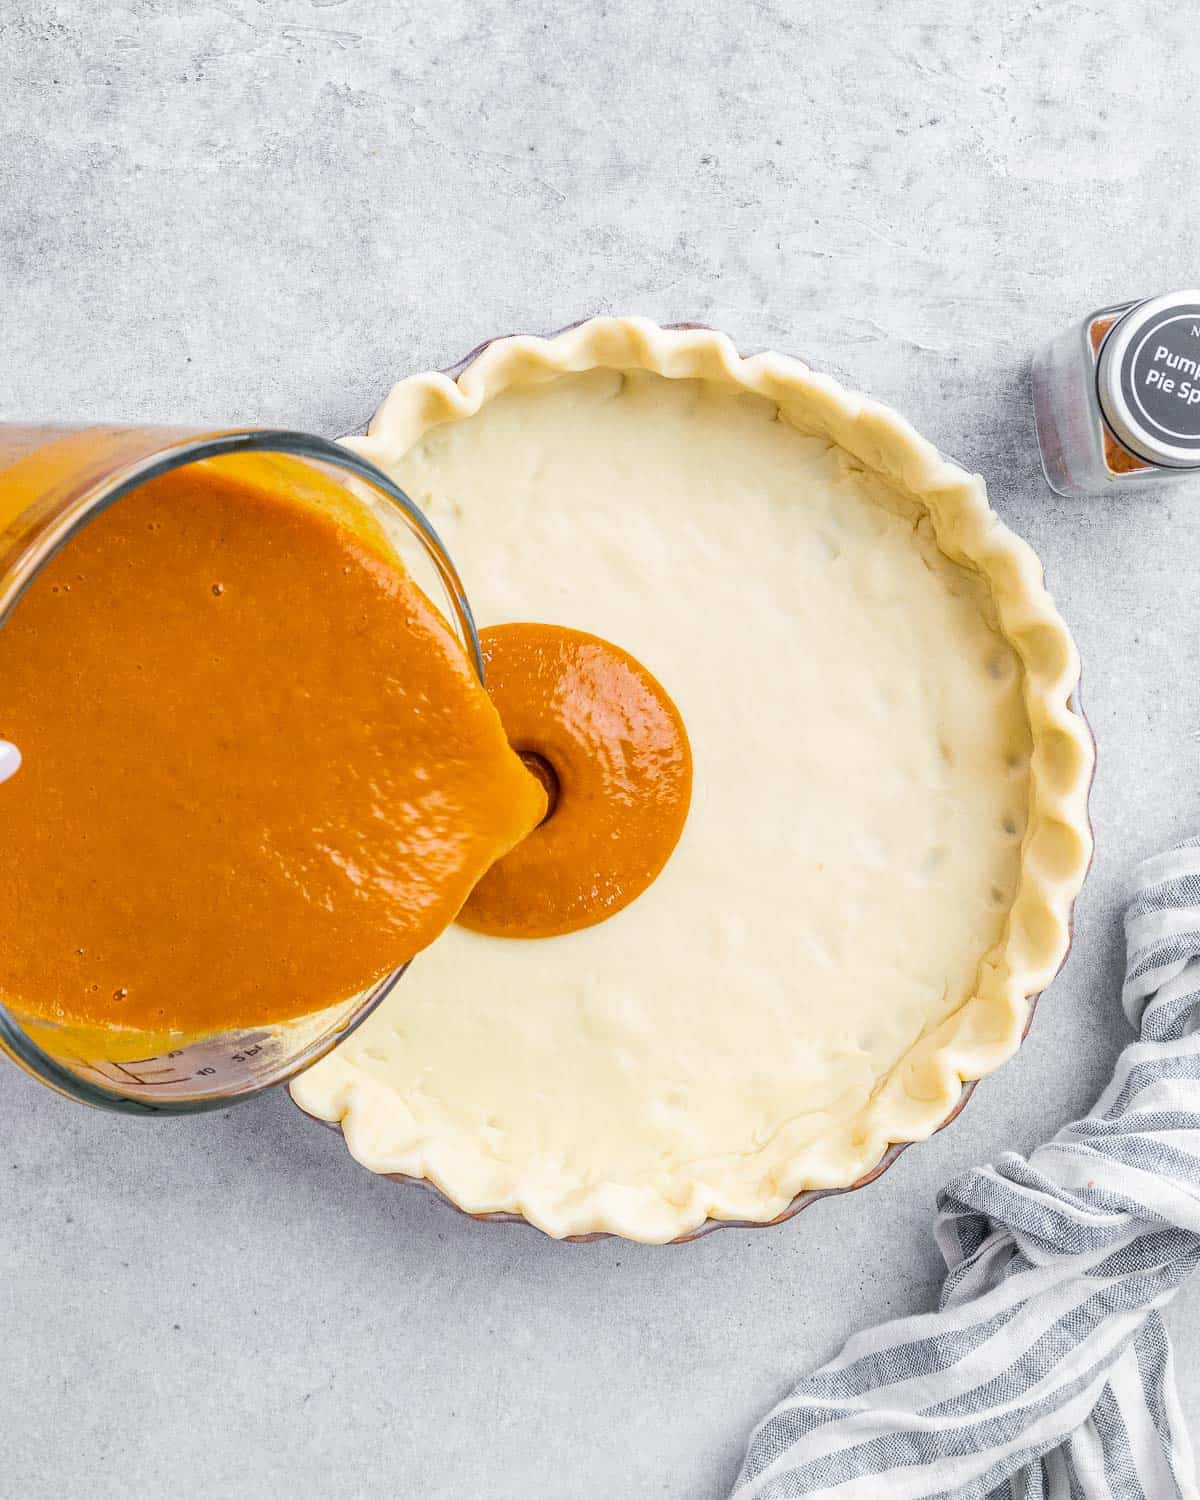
291;317;1094;1243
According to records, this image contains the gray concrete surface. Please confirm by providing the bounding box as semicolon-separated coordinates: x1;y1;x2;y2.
2;3;1197;1495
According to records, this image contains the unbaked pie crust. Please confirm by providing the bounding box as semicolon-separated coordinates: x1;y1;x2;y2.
291;318;1094;1243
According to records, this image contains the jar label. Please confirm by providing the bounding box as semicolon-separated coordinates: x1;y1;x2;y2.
1119;302;1200;452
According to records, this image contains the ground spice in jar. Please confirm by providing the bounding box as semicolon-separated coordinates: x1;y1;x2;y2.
1033;290;1200;496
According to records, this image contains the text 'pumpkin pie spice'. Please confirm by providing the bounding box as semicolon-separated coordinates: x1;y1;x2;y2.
457;622;693;939
1034;287;1200;496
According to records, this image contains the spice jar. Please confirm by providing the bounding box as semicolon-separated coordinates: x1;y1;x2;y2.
1033;289;1200;497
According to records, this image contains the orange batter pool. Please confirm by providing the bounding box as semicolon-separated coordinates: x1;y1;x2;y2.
458;623;692;939
0;454;546;1035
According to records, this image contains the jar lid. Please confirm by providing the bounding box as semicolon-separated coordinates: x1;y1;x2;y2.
1097;290;1200;468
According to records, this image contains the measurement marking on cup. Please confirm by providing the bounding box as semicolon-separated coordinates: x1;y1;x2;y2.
58;1041;268;1096
111;1062;174;1086
101;1059;194;1087
109;1076;188;1087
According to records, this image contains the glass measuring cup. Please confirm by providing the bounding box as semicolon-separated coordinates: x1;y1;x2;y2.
0;424;483;1114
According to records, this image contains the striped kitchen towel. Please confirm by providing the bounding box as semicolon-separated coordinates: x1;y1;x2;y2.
732;838;1200;1499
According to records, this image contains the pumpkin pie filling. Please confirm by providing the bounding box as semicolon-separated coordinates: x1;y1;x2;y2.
458;622;692;940
0;454;545;1037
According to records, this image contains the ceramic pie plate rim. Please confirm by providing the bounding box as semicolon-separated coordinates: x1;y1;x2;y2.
293;315;1096;1243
